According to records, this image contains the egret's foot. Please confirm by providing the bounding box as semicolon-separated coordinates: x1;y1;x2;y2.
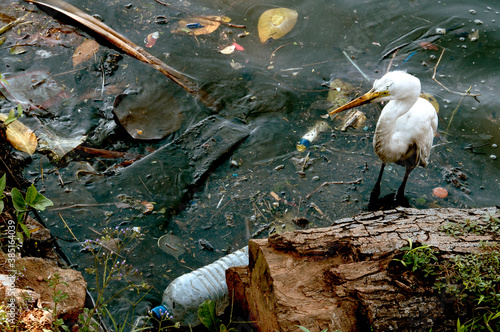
370;187;380;203
395;193;410;207
368;193;395;211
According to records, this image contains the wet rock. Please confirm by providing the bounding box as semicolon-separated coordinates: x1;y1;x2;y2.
0;252;87;323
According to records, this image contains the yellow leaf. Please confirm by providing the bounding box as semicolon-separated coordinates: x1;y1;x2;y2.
420;92;439;114
258;8;298;44
72;38;100;67
0;114;37;155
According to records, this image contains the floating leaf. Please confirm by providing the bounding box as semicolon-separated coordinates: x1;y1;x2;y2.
0;113;37;155
113;85;183;140
9;45;27;54
420;92;439;114
258;8;298;43
172;16;221;35
72;38;99;67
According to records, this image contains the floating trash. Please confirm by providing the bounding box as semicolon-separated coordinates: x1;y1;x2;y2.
432;187;448;198
296;121;329;152
186;23;204;29
157;233;186;260
219;45;236;54
145;31;159;48
0;71;69;110
340;110;366;131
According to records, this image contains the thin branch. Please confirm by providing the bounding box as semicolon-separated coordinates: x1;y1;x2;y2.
432;48;480;101
343;51;370;81
386;49;399;74
58;213;79;242
306;177;363;200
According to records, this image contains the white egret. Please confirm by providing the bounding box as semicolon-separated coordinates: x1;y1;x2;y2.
323;71;438;202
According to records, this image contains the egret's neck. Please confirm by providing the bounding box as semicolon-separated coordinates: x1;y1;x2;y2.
380;94;418;122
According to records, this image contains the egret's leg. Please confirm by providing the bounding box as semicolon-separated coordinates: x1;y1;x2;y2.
396;165;413;201
370;163;385;202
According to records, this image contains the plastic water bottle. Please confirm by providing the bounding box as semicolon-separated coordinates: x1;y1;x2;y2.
150;246;249;326
296;121;330;152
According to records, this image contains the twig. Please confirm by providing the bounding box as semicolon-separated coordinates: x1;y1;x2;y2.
252;202;266;221
386;49;399;74
342;51;370;81
0;12;30;35
139;176;153;196
432;48;480;100
306;177;363;200
58;213;79;242
445;91;467;134
270;42;295;62
216;194;225;209
209;197;232;221
26;0;219;111
301;152;310;172
49;202;125;211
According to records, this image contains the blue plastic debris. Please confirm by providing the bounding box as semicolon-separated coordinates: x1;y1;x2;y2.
186;23;204;29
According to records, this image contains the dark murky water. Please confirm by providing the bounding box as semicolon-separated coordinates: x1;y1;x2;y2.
1;0;499;327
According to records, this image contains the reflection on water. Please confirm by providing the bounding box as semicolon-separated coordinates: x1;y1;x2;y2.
1;0;499;326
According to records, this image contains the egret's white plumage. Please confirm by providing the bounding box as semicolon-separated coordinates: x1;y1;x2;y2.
325;71;438;202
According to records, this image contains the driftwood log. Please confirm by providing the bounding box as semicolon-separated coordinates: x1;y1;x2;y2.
227;207;500;332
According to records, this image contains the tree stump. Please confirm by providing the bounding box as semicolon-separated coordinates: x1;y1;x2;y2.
227;207;500;332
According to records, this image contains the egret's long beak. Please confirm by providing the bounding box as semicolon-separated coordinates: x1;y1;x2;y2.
321;90;386;118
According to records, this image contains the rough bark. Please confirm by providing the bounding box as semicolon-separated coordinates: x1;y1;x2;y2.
228;206;500;332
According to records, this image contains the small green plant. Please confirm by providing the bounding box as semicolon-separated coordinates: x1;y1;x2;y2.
441;213;500;238
198;299;237;332
1;173;53;242
435;243;500;332
0;174;6;214
0;305;13;330
394;238;439;277
3;104;24;126
198;299;256;332
78;226;176;332
47;273;70;332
